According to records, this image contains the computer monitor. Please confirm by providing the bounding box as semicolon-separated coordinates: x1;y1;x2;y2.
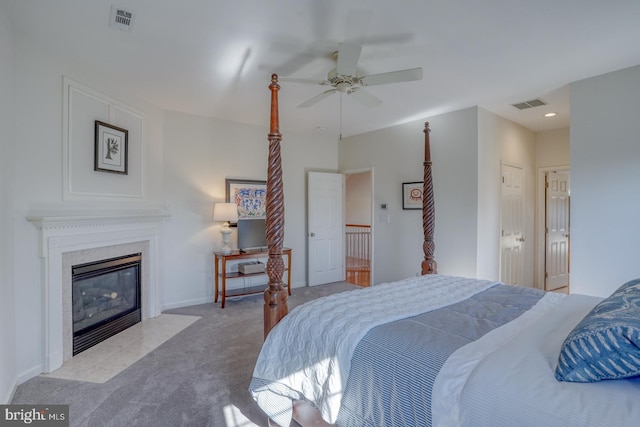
237;219;267;251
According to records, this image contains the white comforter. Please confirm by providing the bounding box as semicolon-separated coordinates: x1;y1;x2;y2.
250;275;497;426
432;293;640;427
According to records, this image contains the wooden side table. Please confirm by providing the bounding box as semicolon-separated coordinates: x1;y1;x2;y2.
214;248;291;308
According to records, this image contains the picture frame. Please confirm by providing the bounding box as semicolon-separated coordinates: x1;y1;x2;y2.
225;179;267;220
402;181;423;210
95;120;128;174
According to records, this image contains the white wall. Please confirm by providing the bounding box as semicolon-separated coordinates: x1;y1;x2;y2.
570;65;640;297
477;109;502;281
339;108;479;283
161;111;338;308
345;171;372;225
10;35;165;384
0;0;17;404
536;128;570;167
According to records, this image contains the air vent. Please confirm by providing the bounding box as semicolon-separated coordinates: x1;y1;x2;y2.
511;98;547;110
109;5;136;32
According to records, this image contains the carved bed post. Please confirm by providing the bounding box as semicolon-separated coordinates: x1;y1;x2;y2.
264;74;288;339
421;122;438;275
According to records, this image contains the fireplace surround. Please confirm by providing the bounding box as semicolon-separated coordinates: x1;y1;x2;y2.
27;209;169;373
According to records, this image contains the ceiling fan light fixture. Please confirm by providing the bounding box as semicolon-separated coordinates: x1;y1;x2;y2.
336;82;351;93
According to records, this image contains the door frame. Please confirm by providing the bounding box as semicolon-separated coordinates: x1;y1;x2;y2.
341;167;375;286
535;165;570;290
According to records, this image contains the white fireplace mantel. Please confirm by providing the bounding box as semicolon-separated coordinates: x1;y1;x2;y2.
27;209;170;373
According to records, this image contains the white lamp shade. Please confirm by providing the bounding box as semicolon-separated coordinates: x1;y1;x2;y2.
213;202;239;223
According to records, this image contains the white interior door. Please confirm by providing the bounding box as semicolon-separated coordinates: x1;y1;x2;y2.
308;172;344;286
501;164;524;286
545;170;570;291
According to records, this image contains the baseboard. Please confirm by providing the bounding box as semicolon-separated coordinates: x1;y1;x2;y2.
2;376;17;404
162;283;308;311
16;364;43;387
162;296;212;311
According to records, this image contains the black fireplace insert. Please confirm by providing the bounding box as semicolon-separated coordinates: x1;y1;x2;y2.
72;253;142;355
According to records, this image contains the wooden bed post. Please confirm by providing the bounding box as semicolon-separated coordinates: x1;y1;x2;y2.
421;122;438;275
264;74;288;339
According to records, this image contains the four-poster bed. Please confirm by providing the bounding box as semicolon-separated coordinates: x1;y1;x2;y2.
251;74;640;427
261;74;438;339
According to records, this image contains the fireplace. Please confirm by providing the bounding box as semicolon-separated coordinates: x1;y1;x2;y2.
72;253;142;355
27;209;168;373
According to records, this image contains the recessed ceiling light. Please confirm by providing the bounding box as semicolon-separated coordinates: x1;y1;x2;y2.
544;112;557;117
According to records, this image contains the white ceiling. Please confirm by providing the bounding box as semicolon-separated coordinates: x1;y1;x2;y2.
8;0;640;138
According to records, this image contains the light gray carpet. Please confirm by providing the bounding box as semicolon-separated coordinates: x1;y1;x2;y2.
12;281;358;427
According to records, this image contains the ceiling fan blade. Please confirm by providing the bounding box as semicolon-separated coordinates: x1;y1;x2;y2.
336;43;362;76
349;88;382;108
279;77;327;85
275;53;319;76
298;89;337;108
361;67;423;86
352;32;415;46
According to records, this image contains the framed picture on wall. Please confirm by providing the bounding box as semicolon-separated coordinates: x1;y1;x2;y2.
225;179;267;220
402;181;423;210
94;120;128;174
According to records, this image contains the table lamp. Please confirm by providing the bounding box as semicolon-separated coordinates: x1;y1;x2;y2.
213;202;238;254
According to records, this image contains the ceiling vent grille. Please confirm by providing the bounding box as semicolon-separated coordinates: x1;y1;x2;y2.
109;5;135;32
511;98;547;110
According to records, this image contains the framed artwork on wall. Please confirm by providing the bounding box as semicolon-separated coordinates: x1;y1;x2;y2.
402;181;423;210
225;179;267;220
94;120;128;174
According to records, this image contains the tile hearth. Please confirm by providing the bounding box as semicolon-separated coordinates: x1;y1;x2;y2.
42;314;200;383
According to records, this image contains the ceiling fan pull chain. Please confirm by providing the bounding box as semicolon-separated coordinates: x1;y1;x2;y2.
339;93;343;140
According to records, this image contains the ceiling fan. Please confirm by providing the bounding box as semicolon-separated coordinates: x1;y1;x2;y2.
281;42;423;108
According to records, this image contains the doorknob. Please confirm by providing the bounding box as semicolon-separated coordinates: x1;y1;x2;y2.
309;232;315;237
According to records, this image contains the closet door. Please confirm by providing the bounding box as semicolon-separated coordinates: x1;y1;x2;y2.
308;172;344;286
545;170;570;291
501;164;524;286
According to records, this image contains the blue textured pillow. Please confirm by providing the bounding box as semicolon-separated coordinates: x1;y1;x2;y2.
555;278;640;382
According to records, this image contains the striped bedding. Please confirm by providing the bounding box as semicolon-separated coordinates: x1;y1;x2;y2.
250;276;545;426
336;284;544;427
